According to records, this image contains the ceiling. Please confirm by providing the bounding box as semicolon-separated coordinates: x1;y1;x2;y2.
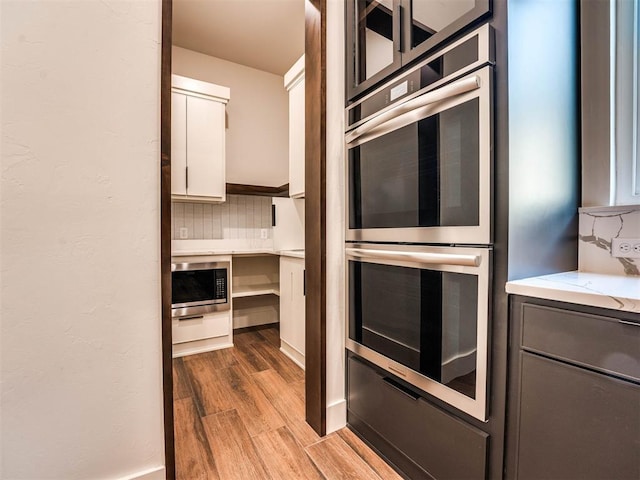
172;0;305;76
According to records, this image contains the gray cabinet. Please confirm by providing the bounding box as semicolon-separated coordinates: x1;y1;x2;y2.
347;353;488;479
507;297;640;480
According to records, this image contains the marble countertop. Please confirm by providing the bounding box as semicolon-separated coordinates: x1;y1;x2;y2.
506;271;640;314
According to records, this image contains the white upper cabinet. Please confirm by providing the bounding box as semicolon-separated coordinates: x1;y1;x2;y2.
284;55;305;199
171;74;230;202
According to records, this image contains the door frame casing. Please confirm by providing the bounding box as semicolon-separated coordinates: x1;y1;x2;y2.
304;0;327;436
160;0;174;477
160;1;328;477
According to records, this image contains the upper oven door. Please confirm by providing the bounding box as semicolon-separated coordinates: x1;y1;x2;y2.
346;243;491;421
346;66;492;245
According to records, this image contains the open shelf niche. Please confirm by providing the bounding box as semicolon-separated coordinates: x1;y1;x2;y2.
231;254;280;329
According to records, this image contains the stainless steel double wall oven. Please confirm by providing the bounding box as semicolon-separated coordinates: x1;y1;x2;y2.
345;25;494;421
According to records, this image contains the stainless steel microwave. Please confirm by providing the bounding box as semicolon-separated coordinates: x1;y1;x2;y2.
171;261;230;318
345;25;493;245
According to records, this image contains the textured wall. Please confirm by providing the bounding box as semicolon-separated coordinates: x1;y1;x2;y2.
579;205;640;276
0;1;165;478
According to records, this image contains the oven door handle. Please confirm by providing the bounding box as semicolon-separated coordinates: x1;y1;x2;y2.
345;74;481;145
346;248;481;267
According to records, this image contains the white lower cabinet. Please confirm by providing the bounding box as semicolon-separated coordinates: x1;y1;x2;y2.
279;256;305;368
171;310;232;358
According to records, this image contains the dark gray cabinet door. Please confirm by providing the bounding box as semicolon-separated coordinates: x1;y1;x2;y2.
508;297;640;480
515;352;640;480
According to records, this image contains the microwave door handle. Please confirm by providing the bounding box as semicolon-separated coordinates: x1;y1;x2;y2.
345;74;481;145
346;248;482;267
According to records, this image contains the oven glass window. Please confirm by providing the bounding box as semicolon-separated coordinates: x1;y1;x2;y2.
410;1;477;50
349;260;478;398
356;0;397;82
349;98;479;229
172;269;225;305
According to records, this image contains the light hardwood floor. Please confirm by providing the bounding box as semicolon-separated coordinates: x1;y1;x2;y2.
173;325;402;480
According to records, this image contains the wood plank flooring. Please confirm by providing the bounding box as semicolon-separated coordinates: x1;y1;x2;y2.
173;325;402;480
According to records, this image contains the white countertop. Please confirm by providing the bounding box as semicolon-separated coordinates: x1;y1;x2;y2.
171;239;304;259
172;248;274;257
278;249;305;259
172;249;305;259
506;271;640;314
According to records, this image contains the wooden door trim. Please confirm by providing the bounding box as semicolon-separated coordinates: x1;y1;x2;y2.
160;0;175;478
304;0;327;435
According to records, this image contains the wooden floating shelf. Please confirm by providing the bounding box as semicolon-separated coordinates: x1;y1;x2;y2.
232;283;280;298
226;183;289;197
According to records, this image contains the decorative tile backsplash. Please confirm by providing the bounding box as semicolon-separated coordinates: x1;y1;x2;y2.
579;205;640;276
172;195;272;240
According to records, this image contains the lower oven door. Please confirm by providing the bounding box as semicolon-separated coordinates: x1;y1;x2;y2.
346;243;491;421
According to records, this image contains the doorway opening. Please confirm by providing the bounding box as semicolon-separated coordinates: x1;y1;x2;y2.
160;1;327;477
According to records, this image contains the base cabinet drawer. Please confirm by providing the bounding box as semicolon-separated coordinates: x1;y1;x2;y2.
172;311;230;344
521;303;640;382
347;354;488;480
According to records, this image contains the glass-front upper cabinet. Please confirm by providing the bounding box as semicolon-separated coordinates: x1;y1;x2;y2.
346;0;491;102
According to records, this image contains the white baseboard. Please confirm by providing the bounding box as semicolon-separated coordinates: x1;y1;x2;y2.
326;398;347;434
172;336;233;358
119;466;165;480
280;341;305;370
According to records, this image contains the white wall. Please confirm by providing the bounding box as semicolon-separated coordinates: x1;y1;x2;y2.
325;0;347;433
0;1;165;479
173;47;289;188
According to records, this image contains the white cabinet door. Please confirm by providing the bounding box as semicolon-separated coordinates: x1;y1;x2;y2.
290;258;305;355
288;78;305;198
172;310;230;345
280;257;294;347
280;256;305;366
186;95;226;201
171;75;229;202
171;92;188;196
285;55;305;199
